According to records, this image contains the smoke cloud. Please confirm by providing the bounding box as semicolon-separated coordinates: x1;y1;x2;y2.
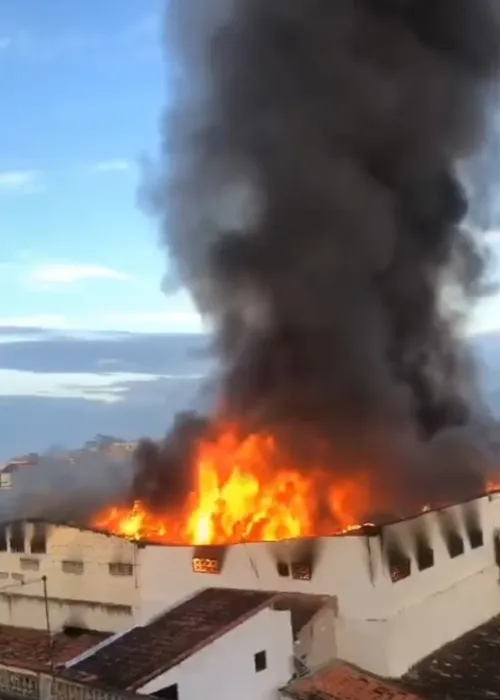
138;0;500;516
0;454;132;526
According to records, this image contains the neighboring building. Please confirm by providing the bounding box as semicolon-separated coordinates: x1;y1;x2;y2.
0;521;138;633
0;455;39;490
65;588;295;700
0;625;108;675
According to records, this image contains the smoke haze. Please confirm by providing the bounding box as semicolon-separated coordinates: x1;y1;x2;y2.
137;0;500;513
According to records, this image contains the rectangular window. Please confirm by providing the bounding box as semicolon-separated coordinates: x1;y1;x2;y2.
0;526;7;552
11;573;24;582
108;562;133;577
20;557;39;572
62;560;84;575
254;650;267;673
9;523;25;553
0;572;8;579
30;523;47;554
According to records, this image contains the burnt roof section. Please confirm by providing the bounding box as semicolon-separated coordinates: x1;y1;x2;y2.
402;614;500;699
65;588;277;691
283;662;424;700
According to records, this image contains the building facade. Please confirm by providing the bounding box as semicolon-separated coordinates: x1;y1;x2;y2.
0;521;137;633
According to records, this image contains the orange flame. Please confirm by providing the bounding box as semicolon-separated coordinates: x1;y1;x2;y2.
92;426;500;545
92;426;377;545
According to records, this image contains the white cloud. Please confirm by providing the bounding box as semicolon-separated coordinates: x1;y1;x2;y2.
29;263;132;285
0;170;43;193
92;159;131;173
0;310;205;335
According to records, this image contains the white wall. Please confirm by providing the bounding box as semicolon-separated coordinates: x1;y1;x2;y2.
0;523;138;633
137;494;500;678
137;536;381;624
138;608;294;700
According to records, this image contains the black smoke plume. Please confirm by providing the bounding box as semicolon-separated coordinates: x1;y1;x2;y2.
138;0;500;516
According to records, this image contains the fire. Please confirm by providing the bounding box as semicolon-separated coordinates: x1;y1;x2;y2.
92;426;375;545
93;425;500;546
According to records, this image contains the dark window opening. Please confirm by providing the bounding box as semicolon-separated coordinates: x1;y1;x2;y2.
416;539;434;571
291;562;312;581
495;536;500;567
9;523;25;553
0;526;7;552
387;549;411;583
276;561;290;578
446;532;464;559
154;684;179;700
254;650;267;673
468;527;484;549
30;523;47;554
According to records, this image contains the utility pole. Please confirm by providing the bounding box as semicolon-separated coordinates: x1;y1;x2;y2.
41;575;54;676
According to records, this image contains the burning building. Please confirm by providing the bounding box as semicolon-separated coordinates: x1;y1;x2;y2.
86;492;500;679
83;0;500;681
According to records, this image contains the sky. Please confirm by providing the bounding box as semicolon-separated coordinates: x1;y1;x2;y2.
0;0;499;459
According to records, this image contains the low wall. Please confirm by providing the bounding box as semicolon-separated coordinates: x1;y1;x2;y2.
0;663;146;700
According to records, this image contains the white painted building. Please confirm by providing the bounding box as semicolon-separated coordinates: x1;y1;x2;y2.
65;588;295;700
4;490;500;687
134;492;500;678
0;520;138;633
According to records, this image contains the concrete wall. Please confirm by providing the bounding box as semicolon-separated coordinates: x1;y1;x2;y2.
137;535;380;624
138;608;294;700
138;493;500;678
0;523;138;633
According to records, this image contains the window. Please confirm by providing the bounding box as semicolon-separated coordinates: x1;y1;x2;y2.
11;573;24;582
30;523;47;554
62;560;84;575
9;523;25;553
108;562;133;577
291;562;312;581
446;532;464;559
0;527;7;552
415;536;434;571
254;650;267;673
468;527;484;550
20;557;39;572
0;572;8;579
386;545;411;583
154;685;179;700
276;561;290;577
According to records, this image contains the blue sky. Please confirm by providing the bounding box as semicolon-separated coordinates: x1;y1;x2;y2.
0;0;499;458
0;0;202;336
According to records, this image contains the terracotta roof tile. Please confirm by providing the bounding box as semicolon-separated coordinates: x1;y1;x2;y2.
0;626;109;673
284;663;424;700
66;588;277;691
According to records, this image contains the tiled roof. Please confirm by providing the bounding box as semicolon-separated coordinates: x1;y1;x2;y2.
0;626;109;673
403;614;500;699
283;663;424;700
66;588;277;691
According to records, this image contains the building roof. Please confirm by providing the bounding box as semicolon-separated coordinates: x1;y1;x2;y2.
0;626;109;673
283;663;424;700
402;614;500;699
66;588;278;691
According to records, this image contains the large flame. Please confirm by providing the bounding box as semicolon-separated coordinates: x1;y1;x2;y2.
92;425;500;545
92;426;377;545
